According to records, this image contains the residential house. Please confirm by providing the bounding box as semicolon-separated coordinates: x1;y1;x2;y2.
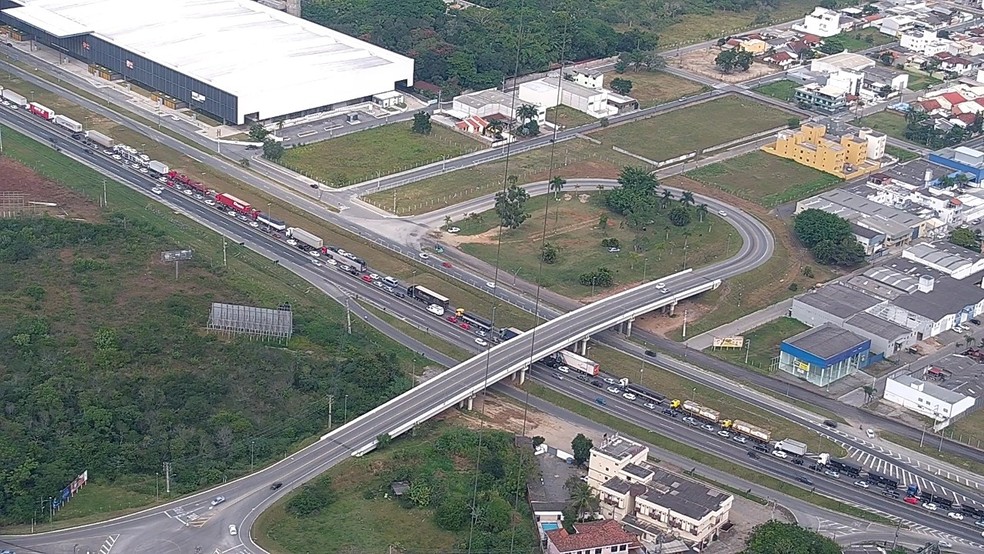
455;115;488;135
545;520;644;554
796;7;849;37
764;51;796;68
861;66;910;101
880;15;918;37
899;29;953;56
935;52;978;74
795;82;849;113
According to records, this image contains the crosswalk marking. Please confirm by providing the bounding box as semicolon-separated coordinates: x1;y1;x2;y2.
98;534;119;554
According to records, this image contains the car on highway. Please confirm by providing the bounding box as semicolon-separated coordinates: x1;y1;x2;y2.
643;402;658;410
325;258;337;266
475;338;489;347
904;496;919;505
594;397;606;406
654;282;665;289
229;525;238;535
591;380;603;388
226;210;237;217
622;392;637;401
270;482;283;490
771;450;788;459
606;386;621;394
975;518;984;527
151;187;163;195
732;435;747;444
204;199;215;206
556;365;570;373
923;502;938;511
486;281;496;289
853;480;869;489
823;470;839;479
718;210;727;217
312;259;322;267
797;476;814;485
701;424;715;432
644;350;657;357
659;288;671;295
717;430;731;438
948;512;964;520
746;450;758;459
442;261;452;268
418;252;430;260
603;377;618;385
210;496;225;507
426;304;444;316
286;239;297;246
249;221;259;228
865;428;875;439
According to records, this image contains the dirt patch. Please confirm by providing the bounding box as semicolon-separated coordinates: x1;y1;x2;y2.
456;393;588;449
0;157;103;222
673;48;780;84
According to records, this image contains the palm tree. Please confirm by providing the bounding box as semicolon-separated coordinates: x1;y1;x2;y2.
506;174;518;186
485;119;506;139
516;104;539;123
680;191;696;207
696;203;708;222
444;215;452;229
549;176;566;200
565;475;598;521
660;189;674;209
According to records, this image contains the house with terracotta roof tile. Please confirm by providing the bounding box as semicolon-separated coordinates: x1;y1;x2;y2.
545;520;644;554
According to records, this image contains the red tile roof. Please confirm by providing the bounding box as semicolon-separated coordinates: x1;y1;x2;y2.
773;52;794;62
942;92;968;105
921;99;942;111
864;13;884;22
546;520;639;553
955;112;978;125
935;52;954;60
787;40;810;53
974;98;984;107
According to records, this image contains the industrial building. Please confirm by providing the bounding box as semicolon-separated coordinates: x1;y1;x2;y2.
795;189;930;245
884;374;976;423
518;78;619;119
778;324;871;386
0;0;414;124
930;146;984;183
902;242;984;280
763;122;884;179
589;436;733;550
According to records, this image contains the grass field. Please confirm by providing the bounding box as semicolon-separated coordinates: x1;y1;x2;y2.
687;151;843;208
454;193;740;298
859;111;910;141
254;426;458;554
835;29;897;52
603;71;708;108
905;70;941;91
886;144;919;162
754;80;799;102
546;105;598;128
655;0;816;47
279;124;482;187
589;95;792;163
709;318;810;373
362;139;639;216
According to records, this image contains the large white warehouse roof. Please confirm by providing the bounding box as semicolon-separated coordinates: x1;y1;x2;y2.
5;0;414;122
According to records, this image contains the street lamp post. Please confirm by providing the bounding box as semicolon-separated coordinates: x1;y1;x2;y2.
691;387;696;402
344;395;349;423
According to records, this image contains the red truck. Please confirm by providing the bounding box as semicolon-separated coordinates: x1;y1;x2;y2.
216;193;259;217
166;171;209;195
28;102;54;121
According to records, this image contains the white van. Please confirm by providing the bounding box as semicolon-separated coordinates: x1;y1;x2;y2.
427;304;445;316
383;276;400;288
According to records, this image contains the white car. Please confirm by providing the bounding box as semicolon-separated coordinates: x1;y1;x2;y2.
718;210;727;217
556;365;570;373
309;250;320;257
608;247;621;253
853;480;869;489
418;252;430;260
151;187;163;195
325;258;337;266
603;377;618;385
210;496;225;507
312;260;323;267
717;430;731;438
158;177;168;183
426;304;445;316
643;402;658;410
204;199;215;206
183;189;193;196
369;273;380;281
249;221;259;228
823;470;839;479
865;428;875;439
732;435;747;444
622;392;637;401
337;249;349;257
948;511;964;520
286;239;297;246
475;337;489;347
771;450;788;459
606;386;621;394
229;524;237;536
486;281;496;289
139;167;148;174
447;226;460;233
923;502;938;511
654;282;666;289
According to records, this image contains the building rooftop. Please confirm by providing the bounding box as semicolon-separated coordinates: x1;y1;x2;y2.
546;520;639;553
844;311;911;340
797;189;924;238
813;51;876;71
893;374;969;404
784;323;869;360
593;436;646;462
851;222;883;239
883;159;952;186
454;89;515;109
3;0;414;121
640;470;731;521
886;260;984;321
906;242;983;272
861;265;920;294
795;283;883;319
916;353;984;399
623;463;655;480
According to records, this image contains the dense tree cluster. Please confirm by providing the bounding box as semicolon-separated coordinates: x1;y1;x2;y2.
0;218;414;524
302;0;783;91
714;49;753;73
950;227;981;251
793;209;866;267
743;521;842;553
494;184;531;229
904;110;983;149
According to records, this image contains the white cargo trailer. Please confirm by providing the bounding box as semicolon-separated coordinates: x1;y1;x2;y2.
1;88;27;107
53;115;83;133
85;131;115;149
147;160;169;175
286;227;324;250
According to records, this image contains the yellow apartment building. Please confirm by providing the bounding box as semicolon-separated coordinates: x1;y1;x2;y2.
762;122;885;179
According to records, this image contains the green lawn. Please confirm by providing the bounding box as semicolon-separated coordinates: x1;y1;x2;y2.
754;80;799;102
655;0;817;47
687;151;843;208
834;29;897;52
546;105;598;128
603;71;708;108
709;318;810;373
589;95;792;163
362;139;639;216
885;144;919;162
860;111;909;141
905;70;941;91
455;193;740;298
279;124;482;187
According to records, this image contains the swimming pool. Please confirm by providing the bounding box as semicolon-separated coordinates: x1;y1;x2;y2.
541;522;560;531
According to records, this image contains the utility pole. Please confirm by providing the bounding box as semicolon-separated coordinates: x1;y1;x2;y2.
682;309;689;338
250;440;255;471
745;339;751;365
102;179;107;207
156;472;160;501
327;395;335;430
163;462;171;494
222;237;228;267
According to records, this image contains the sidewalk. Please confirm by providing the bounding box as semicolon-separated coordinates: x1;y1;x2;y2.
685;298;792;350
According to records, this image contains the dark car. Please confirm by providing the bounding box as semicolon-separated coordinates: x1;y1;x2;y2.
590;380;603;388
644;350;657;357
797;476;814;485
822;419;838;428
746;450;758;459
270;482;283;490
972;319;982;326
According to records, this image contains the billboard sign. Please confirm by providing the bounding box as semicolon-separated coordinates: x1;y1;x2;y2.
712;336;744;349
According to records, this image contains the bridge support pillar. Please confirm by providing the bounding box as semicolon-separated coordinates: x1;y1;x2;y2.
579;339;588;356
459;395;475;411
667;301;677;316
623;318;634;337
512;364;528;385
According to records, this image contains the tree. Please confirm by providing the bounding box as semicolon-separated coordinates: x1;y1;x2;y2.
549;176;566;200
610;77;633;95
607;166;659;216
668;206;691;226
247;122;270;142
518;119;541;137
743;521;841;554
679;191;696;208
571;433;593;466
812;237;866;267
660;188;674;208
715;49;739;73
565;474;599;521
411;111;432;135
598;213;609;231
819;37;845;55
486;119;505;140
950;227;981;251
601;237;620;249
444;215;453;229
696;203;708;222
262;138;285;161
516;104;539;123
879;51;895;66
614;57;629;74
793;209;852;248
541;242;560;264
494;184;531;229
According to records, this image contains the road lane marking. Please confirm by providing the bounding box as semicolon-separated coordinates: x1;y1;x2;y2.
98;534;119;554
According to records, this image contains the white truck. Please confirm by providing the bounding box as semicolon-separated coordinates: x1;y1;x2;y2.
1;88;27;107
85;130;115;149
53;114;83;133
553;350;599;376
286;227;324;250
147;160;169;175
775;438;808;457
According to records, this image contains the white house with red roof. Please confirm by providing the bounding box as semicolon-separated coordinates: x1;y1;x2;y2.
545;520;644;554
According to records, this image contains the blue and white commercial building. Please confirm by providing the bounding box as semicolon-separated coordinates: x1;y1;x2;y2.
778;324;871;386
